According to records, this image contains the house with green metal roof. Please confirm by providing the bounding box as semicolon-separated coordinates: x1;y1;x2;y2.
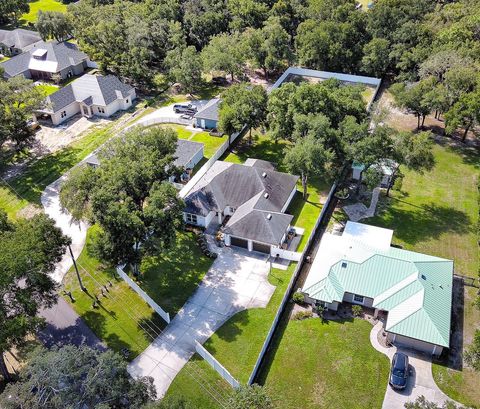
302;222;453;356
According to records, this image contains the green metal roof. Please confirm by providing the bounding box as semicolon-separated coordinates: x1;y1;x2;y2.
304;241;453;347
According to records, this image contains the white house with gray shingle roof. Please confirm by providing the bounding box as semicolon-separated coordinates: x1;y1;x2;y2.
0;29;42;56
36;74;136;125
0;40;90;80
184;159;299;253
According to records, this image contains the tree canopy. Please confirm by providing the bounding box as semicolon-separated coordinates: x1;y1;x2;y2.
0;345;156;408
59;127;184;274
0;212;70;380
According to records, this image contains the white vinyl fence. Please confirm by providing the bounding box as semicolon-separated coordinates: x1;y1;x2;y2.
116;267;171;323
195;341;240;389
270;248;302;262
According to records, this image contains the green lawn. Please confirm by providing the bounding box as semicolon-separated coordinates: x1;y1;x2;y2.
21;0;67;24
261;318;390;409
166;263;297;407
64;227;214;357
36;83;59;96
0;122;116;220
189;132;227;158
366;141;480;406
134;232;214;315
63;225;164;358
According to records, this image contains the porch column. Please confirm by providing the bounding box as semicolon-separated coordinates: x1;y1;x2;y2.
224;234;231;246
218;211;222;224
374;308;379;319
247;240;253;252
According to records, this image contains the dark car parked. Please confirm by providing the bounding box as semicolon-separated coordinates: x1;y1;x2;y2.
173;103;197;114
389;352;409;390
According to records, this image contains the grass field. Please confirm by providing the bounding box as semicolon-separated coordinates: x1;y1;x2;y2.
260;318;390;409
36;83;59;96
134;232;214;315
21;0;67;24
63;226;164;358
64;227;214;358
367;141;479;406
0;122;116;220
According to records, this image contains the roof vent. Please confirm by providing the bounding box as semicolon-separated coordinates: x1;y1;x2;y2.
266;214;272;220
421;274;426;280
341;262;347;268
262;172;267;178
264;193;269;199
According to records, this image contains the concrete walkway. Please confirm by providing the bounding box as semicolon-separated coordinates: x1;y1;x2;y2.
41;174;88;283
344;187;381;222
128;247;275;398
370;322;458;408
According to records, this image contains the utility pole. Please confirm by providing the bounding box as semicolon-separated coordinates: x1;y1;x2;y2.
68;245;86;292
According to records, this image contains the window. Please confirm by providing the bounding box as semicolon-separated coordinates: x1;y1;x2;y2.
98;107;105;114
60;110;67;118
230;207;236;213
186;213;198;224
126;99;129;104
353;294;364;304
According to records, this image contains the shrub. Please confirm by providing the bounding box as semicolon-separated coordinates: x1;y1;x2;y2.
315;305;326;317
293;310;313;320
352;305;363;317
292;291;304;304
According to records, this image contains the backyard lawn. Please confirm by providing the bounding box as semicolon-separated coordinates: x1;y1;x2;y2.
260;318;390;409
367;141;479;406
155;125;227;159
0;121;117;220
21;0;67;24
36;83;59;96
63;225;164;358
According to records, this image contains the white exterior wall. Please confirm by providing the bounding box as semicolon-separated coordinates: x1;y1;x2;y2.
223;206;235;216
387;333;443;356
183;210;215;227
51;101;80;125
281;187;297;213
186;148;204;169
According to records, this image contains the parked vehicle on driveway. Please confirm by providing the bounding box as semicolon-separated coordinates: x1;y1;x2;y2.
389;352;409;390
173;103;197;114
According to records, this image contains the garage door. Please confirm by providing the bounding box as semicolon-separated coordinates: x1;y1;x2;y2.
230;237;248;249
252;241;271;254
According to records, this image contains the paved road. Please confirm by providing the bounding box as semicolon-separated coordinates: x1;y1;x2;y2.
128;246;275;398
38;297;105;350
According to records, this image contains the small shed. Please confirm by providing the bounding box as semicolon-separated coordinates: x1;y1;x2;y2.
193;98;220;129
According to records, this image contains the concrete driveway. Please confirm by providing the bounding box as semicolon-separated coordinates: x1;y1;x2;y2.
136;100;210;126
128;246;275;397
370;322;457;408
41;174;88;283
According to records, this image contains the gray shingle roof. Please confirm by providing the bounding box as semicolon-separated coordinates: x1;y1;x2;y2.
45;74;135;112
184;160;299;245
193;98;220;121
1;40;88;78
0;29;41;49
174;139;204;168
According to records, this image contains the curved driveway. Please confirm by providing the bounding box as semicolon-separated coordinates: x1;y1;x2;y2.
370;321;458;408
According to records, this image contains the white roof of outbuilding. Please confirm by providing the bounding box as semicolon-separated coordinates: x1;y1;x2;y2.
343;222;393;251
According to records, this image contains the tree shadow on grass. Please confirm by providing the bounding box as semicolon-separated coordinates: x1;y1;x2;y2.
203;310;251;352
370;201;472;246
